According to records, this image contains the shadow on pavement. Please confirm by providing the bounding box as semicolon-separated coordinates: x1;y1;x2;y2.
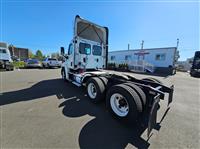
0;78;150;149
60;96;150;149
0;79;65;106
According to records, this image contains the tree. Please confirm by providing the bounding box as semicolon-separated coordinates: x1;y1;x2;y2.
28;50;35;59
35;50;43;60
51;52;60;59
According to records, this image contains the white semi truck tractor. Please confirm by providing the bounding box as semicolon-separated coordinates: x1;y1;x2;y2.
61;15;174;137
0;42;14;71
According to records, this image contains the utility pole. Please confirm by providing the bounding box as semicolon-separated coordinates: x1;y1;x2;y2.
128;44;130;50
176;38;179;49
141;40;144;50
12;45;14;56
18;48;20;61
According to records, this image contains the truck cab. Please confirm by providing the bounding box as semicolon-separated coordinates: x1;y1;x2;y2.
61;15;108;75
190;51;200;77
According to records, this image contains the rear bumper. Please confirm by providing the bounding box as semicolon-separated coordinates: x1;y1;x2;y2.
49;63;61;67
26;64;42;68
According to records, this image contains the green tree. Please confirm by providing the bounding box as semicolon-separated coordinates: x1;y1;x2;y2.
35;50;43;60
51;52;58;59
28;50;35;59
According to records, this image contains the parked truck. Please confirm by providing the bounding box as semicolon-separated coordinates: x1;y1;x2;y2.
60;15;174;137
190;51;200;77
0;42;14;71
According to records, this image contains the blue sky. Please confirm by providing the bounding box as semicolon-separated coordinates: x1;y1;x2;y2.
1;0;199;60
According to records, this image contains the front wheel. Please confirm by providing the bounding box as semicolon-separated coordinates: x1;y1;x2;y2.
47;63;50;68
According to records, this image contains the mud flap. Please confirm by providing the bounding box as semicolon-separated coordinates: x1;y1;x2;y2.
147;95;160;138
168;85;174;106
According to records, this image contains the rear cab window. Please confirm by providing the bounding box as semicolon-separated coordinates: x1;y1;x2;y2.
92;45;102;56
79;43;91;55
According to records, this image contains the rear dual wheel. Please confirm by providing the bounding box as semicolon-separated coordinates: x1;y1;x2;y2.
123;83;146;109
86;77;107;103
106;84;143;123
86;77;146;124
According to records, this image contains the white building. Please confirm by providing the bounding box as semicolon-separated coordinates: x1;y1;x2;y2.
108;47;178;75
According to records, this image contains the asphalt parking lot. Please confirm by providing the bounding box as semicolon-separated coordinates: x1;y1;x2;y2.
0;69;199;148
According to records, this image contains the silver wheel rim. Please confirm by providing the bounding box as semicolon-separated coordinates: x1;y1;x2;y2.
110;93;129;117
87;83;97;99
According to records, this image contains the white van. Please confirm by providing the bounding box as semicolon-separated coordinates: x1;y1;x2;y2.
0;42;14;71
42;58;61;68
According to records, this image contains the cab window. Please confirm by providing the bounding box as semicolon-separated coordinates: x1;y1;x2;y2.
92;45;102;56
0;49;7;53
79;43;91;55
68;44;73;55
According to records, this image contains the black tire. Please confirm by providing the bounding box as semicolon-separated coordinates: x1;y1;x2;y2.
5;63;11;71
4;62;8;70
47;63;50;68
8;66;14;71
99;77;108;87
142;77;162;84
86;77;106;103
5;66;9;71
1;61;6;69
106;84;143;124
124;83;146;109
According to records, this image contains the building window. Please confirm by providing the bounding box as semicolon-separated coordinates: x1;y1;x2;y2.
155;53;166;61
125;55;131;60
111;56;115;61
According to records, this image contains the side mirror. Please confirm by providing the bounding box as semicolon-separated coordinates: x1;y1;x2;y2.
60;47;65;56
65;54;69;59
